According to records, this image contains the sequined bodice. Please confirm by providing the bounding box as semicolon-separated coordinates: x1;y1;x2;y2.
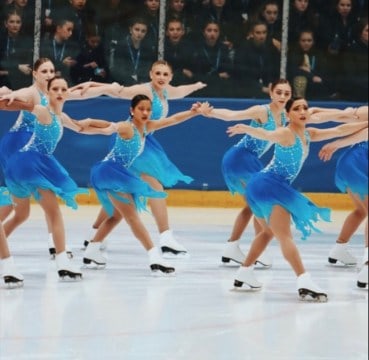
103;122;145;168
262;130;310;184
236;105;287;157
21;111;63;155
10;91;48;132
150;84;169;120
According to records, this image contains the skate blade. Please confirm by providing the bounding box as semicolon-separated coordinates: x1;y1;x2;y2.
162;251;189;259
357;281;368;289
4;276;24;289
221;256;243;266
254;261;272;270
298;289;328;302
161;246;188;255
83;258;106;269
150;264;176;276
233;279;262;291
328;257;357;267
58;270;83;281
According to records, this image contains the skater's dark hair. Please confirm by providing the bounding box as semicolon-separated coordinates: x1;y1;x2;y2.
285;97;307;112
131;94;151;109
47;76;68;90
270;78;291;91
129;94;151;119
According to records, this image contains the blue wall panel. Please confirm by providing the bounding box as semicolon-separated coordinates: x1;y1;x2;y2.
0;97;364;192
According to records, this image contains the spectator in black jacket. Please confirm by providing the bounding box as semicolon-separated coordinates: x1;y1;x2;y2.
109;17;155;86
342;17;368;101
164;18;195;85
233;20;279;98
71;24;110;84
0;9;33;89
189;19;233;97
288;29;332;99
40;17;79;84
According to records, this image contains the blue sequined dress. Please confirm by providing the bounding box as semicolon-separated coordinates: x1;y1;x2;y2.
4;110;88;209
245;130;331;240
0;92;48;170
129;84;193;187
335;141;368;200
90;121;167;216
222;105;287;195
0;187;12;206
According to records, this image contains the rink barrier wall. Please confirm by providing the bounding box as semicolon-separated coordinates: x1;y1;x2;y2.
72;189;353;210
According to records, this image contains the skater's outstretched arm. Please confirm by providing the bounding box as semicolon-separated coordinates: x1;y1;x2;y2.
319;128;368;161
0;98;34;112
147;102;210;131
165;82;207;99
307;121;368;142
203;104;269;123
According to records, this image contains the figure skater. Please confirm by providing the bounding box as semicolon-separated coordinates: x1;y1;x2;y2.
70;60;207;256
227;97;367;301
202;79;292;268
83;95;210;274
0;58;103;259
0;76;116;285
318;105;368;288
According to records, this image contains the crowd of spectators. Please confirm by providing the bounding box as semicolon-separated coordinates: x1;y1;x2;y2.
0;0;368;102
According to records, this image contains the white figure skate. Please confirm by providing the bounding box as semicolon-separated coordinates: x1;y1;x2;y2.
49;238;73;259
357;264;368;289
233;266;262;289
328;243;357;266
357;248;368;289
159;230;188;257
221;241;272;269
297;272;327;302
83;241;107;268
1;256;24;288
83;239;108;251
149;247;175;275
55;251;82;280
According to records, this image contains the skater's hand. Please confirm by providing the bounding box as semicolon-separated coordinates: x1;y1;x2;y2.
196;82;207;90
318;141;339;161
0;92;16;105
226;124;249;137
196;101;213;116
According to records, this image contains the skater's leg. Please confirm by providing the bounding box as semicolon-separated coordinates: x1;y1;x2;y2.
269;205;327;301
233;219;273;289
228;205;253;241
3;196;30;237
357;196;368;288
0;222;23;286
0;204;13;222
0;220;10;259
92;209;123;242
329;191;367;265
83;207;120;250
85;192;174;273
242;218;274;267
93;207;110;229
269;205;305;275
336;192;366;244
142;174;187;254
38;189;81;279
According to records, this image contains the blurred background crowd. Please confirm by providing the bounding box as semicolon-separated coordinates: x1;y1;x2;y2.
0;0;367;102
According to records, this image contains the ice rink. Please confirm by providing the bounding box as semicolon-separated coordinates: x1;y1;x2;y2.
0;204;367;360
